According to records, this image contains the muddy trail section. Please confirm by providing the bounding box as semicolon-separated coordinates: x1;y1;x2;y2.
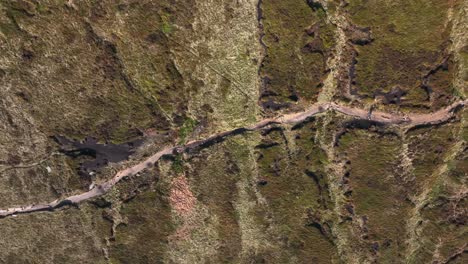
0;100;466;218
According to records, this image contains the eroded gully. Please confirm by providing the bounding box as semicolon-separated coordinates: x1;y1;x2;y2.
0;99;466;218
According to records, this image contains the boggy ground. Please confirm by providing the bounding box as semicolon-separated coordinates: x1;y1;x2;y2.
0;0;466;263
323;0;466;112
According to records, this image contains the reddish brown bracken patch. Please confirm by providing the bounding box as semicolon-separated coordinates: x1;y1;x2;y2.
169;176;196;216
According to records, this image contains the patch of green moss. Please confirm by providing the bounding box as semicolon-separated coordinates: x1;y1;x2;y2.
0;21;18;36
160;11;173;34
178;117;198;144
320;22;336;50
0;2;29;37
35;3;49;14
171;154;184;173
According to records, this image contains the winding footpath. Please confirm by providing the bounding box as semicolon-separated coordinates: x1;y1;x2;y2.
0;100;466;218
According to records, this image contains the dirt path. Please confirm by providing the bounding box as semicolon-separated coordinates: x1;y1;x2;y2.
0;100;466;218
